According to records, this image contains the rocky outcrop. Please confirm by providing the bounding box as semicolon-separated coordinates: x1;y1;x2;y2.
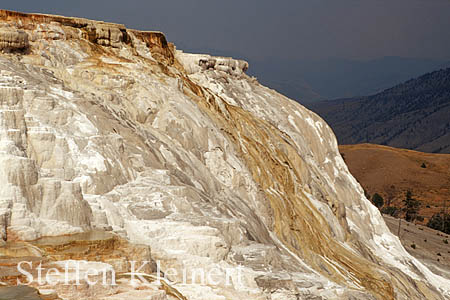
0;28;28;52
0;231;173;300
130;30;174;64
0;9;449;300
176;50;249;76
0;286;58;300
0;9;172;63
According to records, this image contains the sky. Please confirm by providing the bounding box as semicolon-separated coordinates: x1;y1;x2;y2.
2;0;450;62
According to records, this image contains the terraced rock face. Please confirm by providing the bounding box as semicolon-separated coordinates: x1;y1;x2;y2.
0;9;449;300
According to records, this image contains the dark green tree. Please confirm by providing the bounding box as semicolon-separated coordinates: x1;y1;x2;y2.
381;206;399;217
427;213;450;234
371;193;384;208
403;190;421;222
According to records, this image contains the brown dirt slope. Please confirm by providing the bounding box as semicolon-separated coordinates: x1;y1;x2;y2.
339;143;450;223
384;215;450;280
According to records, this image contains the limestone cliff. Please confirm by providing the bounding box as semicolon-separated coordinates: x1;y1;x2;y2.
0;9;448;300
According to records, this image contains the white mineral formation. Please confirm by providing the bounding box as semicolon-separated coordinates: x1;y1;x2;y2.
0;9;448;300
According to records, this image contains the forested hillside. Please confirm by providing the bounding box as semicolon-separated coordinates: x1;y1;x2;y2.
308;68;450;153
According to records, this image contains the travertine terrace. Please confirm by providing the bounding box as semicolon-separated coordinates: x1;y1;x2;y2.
0;9;449;299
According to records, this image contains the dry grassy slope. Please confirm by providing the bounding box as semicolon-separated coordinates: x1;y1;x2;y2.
339;144;450;222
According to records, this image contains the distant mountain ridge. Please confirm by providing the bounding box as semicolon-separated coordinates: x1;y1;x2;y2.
308;68;450;153
249;56;450;102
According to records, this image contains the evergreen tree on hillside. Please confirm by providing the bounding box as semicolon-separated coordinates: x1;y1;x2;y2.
427;213;450;234
371;193;384;208
403;190;421;222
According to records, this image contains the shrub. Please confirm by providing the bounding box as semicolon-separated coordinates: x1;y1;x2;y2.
411;244;416;249
371;193;384;208
381;206;399;217
421;163;427;168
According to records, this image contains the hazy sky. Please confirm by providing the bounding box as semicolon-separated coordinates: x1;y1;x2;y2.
2;0;450;61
